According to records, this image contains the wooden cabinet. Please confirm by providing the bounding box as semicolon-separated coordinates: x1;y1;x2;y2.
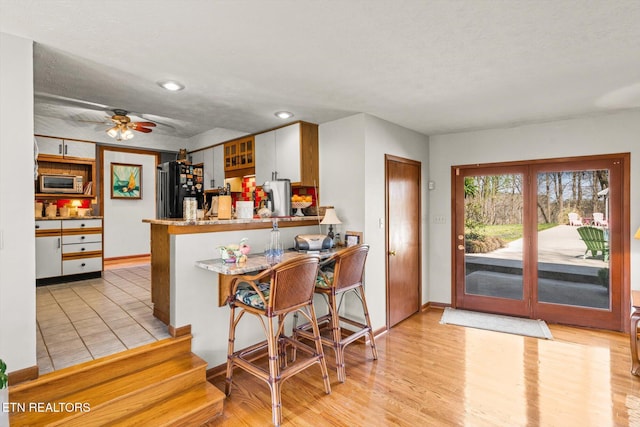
35;135;96;199
255;122;319;187
35;136;95;160
35;219;103;280
224;136;255;178
35;220;62;279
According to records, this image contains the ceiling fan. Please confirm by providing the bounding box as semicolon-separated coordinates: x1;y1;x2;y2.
104;109;157;141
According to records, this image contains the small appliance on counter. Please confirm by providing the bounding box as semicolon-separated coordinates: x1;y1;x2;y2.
39;174;83;194
262;179;291;217
294;234;333;251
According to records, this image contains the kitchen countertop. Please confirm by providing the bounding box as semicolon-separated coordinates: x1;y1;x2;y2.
195;249;335;275
35;216;103;220
144;215;321;226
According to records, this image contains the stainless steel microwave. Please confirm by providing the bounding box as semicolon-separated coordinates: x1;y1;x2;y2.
39;174;84;193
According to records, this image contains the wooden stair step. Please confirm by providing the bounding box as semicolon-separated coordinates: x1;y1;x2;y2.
108;382;225;427
10;334;193;404
10;352;206;427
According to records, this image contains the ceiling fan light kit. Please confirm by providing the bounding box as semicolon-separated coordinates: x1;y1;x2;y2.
102;109;157;141
157;80;185;91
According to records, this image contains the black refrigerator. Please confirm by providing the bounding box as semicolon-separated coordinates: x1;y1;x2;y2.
156;161;204;218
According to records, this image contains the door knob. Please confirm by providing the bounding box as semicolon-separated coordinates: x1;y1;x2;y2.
457;245;465;251
388;250;396;256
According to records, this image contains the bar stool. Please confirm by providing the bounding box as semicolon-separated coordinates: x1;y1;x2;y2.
225;255;331;426
294;244;378;383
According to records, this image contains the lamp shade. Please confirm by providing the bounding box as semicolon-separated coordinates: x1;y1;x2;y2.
635;227;640;239
320;208;342;225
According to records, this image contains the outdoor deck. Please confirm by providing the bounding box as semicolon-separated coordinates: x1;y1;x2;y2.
465;225;609;308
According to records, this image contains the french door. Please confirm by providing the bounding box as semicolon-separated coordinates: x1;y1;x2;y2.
453;154;629;330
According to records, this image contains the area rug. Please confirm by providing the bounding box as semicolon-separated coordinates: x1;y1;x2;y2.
440;307;553;339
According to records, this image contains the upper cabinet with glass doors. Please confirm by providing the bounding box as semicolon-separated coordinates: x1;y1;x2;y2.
223;135;254;178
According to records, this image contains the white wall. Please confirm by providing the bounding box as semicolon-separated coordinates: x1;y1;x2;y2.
187;127;249;151
102;150;158;258
428;110;640;304
0;32;37;372
319;113;429;330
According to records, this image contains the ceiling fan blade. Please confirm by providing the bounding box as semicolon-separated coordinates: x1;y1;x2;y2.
134;121;157;127
133;127;153;133
129;122;153;133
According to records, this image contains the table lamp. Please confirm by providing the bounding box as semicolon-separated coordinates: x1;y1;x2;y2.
320;208;342;241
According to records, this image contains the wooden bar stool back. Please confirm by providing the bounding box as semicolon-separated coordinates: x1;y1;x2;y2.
225;254;331;426
294;244;378;383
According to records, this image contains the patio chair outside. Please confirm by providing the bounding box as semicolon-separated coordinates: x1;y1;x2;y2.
577;226;609;261
568;212;583;226
593;212;608;227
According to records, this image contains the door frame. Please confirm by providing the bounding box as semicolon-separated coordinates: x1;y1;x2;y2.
385;154;422;328
450;153;631;331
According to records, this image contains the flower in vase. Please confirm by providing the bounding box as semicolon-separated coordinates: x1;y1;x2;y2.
219;244;239;260
239;238;251;255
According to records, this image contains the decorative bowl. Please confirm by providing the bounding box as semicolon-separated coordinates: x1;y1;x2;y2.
291;202;312;216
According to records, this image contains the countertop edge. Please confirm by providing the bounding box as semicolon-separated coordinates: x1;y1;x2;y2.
144;216;321;226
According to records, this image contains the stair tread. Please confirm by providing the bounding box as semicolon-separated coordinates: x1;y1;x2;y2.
10;334;192;403
10;353;207;425
109;382;224;427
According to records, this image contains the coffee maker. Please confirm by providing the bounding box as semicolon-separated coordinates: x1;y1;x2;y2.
262;179;292;217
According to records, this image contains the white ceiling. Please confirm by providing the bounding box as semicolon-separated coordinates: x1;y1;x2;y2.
1;0;640;141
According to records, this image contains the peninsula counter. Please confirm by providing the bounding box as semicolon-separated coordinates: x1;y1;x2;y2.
143;216;322;367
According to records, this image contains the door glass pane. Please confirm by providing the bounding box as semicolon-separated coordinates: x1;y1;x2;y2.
536;170;610;309
464;174;524;300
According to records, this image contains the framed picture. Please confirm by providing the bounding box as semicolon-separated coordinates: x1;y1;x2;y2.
111;163;142;199
345;231;363;247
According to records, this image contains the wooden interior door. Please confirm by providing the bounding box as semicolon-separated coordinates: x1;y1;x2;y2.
386;155;422;327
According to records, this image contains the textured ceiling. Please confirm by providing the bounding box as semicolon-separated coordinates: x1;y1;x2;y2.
1;0;640;141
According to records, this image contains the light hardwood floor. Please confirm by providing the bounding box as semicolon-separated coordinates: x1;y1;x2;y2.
206;308;640;427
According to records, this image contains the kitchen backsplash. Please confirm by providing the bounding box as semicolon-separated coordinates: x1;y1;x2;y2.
234;176;317;208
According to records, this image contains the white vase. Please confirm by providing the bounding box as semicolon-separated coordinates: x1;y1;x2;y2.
0;388;8;427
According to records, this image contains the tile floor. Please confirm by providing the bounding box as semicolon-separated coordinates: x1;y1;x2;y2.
36;264;171;374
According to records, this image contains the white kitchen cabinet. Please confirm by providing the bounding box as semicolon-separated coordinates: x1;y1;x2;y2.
201;147;215;190
254;122;319;187
212;145;225;189
35;220;62;279
35;136;95;159
35;219;103;279
255;123;301;185
62;219;103;275
189;150;204;165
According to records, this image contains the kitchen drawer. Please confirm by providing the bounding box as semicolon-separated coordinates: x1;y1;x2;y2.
62;242;102;255
62;233;102;245
63;256;102;275
35;220;62;231
62;219;102;230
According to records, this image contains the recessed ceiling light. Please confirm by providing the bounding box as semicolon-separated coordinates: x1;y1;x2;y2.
274;111;294;119
157;80;185;91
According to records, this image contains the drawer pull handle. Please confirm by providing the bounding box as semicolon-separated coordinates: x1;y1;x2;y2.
81;248;86;251
81;263;86;267
81;224;86;227
35;225;40;229
81;236;85;240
